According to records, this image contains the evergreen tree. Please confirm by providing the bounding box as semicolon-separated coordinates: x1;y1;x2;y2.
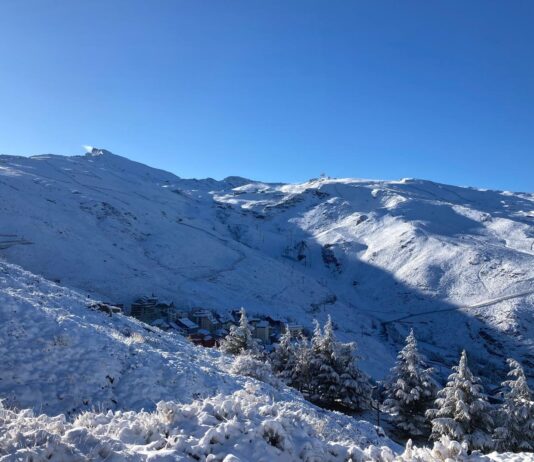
307;316;371;411
270;327;297;384
220;308;258;355
336;340;373;411
383;329;437;437
308;317;340;406
494;358;534;452
427;350;494;452
290;334;313;393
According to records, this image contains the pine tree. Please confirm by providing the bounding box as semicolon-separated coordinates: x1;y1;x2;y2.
220;308;259;355
383;329;437;437
308;317;340;406
336;340;373;411
494;358;534;452
270;327;297;384
290;334;313;392
307;316;371;411
427;350;494;452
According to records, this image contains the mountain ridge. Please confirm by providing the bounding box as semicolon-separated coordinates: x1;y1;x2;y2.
1;149;533;383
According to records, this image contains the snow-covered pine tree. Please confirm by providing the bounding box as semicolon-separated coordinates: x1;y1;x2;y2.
493;358;534;452
426;350;494;452
336;340;373;411
220;308;259;355
383;329;437;437
307;316;372;411
270;327;297;384
290;334;313;392
308;317;340;407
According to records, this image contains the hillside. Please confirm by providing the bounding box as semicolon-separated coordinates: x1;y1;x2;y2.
0;259;402;460
2;260;532;461
1;148;533;383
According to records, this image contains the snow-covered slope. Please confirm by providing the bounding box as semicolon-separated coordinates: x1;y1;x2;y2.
0;260;238;415
2;261;532;461
0;259;400;460
1;149;533;383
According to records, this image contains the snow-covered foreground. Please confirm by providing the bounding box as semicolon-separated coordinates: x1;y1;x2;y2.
0;384;392;462
1;388;531;461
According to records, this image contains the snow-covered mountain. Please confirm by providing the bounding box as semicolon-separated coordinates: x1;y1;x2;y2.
1;148;533;384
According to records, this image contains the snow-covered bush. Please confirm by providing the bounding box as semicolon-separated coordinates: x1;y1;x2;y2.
0;385;397;461
383;329;437;437
2;393;533;461
396;435;534;461
230;352;281;387
399;435;469;461
426;350;494;453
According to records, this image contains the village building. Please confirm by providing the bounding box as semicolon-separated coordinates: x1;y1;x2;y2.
151;318;171;330
130;296;176;324
187;330;216;348
213;327;228;338
253;320;271;343
130;296;159;323
129;300;302;349
187;333;204;346
218;312;238;331
265;316;285;331
189;308;220;332
175;317;199;334
168;308;190;322
155;300;175;319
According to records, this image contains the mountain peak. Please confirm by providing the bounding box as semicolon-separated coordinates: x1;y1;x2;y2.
83;146;113;157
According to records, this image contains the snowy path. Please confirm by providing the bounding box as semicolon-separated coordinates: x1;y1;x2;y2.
0;236;33;249
383;287;534;325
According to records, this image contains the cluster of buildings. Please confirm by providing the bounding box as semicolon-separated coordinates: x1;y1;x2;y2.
129;296;305;348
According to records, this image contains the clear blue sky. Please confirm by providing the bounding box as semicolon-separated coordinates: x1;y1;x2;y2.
1;1;533;191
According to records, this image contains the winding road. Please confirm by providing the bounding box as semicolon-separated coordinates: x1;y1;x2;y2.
382;287;534;325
